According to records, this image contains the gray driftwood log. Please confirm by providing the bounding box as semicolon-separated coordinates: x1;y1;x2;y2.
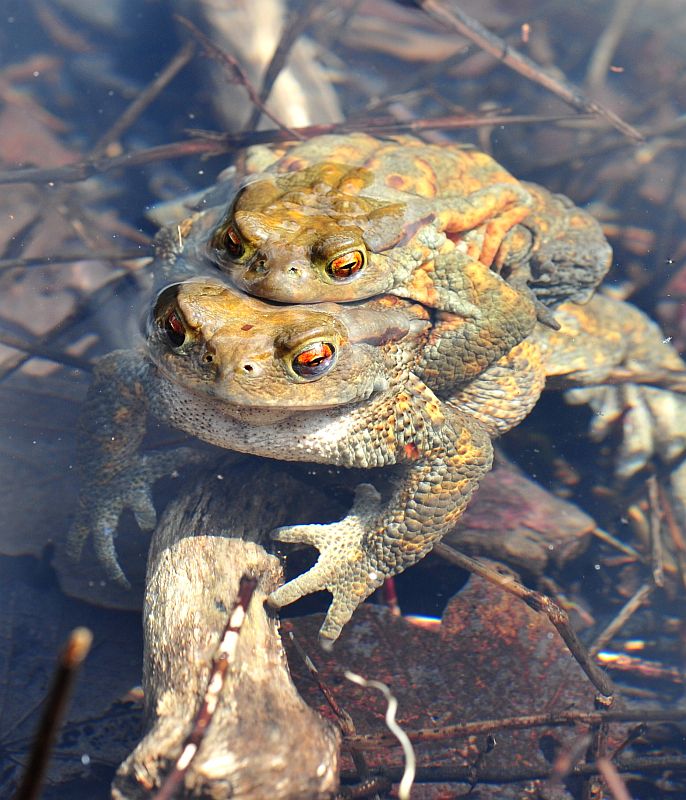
112;457;341;800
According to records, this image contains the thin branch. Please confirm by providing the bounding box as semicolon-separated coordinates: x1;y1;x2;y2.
0;249;150;272
647;475;665;587
287;630;370;781
92;41;196;157
348;707;686;749
0;112;602;187
0;332;94;372
245;0;320;132
345;672;416;800
414;0;643;142
586;0;640;92
15;628;93;800
589;583;653;656
174;15;299;137
339;755;686;787
152;576;257;800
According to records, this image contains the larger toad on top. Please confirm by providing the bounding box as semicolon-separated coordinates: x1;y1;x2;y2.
208;133;612;380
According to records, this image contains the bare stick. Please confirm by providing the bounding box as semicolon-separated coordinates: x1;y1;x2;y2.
0;332;93;371
0;112;600;187
175;15;299;137
92;41;196;157
345;672;416;800
245;0;320;132
433;542;614;699
589;583;653;656
348;707;686;749
415;0;643;142
658;481;686;592
15;628;93;800
596;756;632;800
340;754;686;786
586;0;640;91
152;577;258;800
647;476;665;587
288;630;370;781
0;249;149;272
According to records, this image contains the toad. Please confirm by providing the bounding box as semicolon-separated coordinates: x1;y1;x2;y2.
68;272;686;646
68;278;494;645
206;134;612;380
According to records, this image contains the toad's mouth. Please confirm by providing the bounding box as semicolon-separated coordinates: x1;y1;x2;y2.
153;355;384;418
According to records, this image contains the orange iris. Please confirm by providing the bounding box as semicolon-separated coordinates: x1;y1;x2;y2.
327;250;364;280
292;342;336;377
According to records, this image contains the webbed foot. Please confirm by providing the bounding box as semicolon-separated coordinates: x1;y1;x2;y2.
67;447;204;586
268;484;386;649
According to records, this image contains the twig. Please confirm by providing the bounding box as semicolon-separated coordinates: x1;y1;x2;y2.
591;527;645;561
0;269;132;383
0;138;232;186
15;628;93;800
434;542;615;699
348;707;686;749
345;672;415;800
245;0;319;132
340;754;686;785
0;249;149;272
657;481;686;592
174;15;299;137
583;696;610;800
0;113;603;187
92;41;196;157
586;0;640;91
414;0;643;142
596;651;684;683
0;332;94;372
30;0;93;53
596;756;633;800
152;576;258;800
647;476;665;587
545;733;592;795
287;630;369;780
589;583;653;656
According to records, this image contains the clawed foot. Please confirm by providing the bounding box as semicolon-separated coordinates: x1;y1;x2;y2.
67;446;205;586
268;483;386;649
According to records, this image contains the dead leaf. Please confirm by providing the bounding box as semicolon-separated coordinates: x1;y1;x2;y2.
287;574;607;798
448;457;594;574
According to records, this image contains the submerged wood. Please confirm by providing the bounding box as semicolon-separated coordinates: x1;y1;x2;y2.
112;458;340;800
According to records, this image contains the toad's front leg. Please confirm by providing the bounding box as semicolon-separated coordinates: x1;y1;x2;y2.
67;350;205;585
267;376;493;647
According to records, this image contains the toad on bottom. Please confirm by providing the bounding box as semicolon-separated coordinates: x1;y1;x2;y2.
68;273;686;645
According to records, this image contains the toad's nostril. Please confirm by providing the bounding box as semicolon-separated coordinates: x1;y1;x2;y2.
242;363;254;373
288;266;299;275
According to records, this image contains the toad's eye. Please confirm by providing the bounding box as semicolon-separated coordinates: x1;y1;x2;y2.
292;342;336;378
327;250;365;281
164;309;186;348
216;223;244;259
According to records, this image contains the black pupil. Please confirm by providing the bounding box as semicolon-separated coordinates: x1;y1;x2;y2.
164;311;186;348
225;228;242;255
294;344;334;377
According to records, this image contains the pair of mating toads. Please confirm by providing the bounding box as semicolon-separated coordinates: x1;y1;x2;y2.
68;133;686;646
